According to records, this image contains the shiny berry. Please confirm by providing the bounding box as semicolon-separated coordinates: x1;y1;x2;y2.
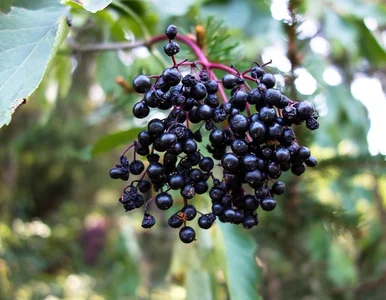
165;24;178;39
155;192;173;210
133;75;152;93
179;226;196;243
133;102;150;119
260;197;276;211
164;41;180;56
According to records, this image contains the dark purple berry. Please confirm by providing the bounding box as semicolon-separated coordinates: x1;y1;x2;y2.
179;226;196;243
165;24;178;39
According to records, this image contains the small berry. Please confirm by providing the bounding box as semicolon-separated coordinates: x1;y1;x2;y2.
133;75;152;93
179;226;196;243
164;41;180;56
129;160;144;175
261;73;276;88
141;213;156;228
155;192;173;210
222;74;237;89
109;167;123;179
168;214;183;228
133;102;150;119
198;214;214;229
165;24;178;39
272;181;285;195
260;197;276;211
182;205;197;220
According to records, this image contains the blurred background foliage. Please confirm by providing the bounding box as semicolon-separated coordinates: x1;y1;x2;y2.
1;0;386;299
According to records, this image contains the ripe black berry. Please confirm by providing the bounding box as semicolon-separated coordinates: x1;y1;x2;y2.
222;74;237;89
129;160;144;175
242;215;258;229
138;180;151;193
133;102;150;119
148;119;165;138
109;167;124;179
260;197;276;211
168;214;183;228
190;82;207;100
179;226;196;243
264;89;281;106
109;25;320;242
272;181;285;195
165;24;178;39
162;68;181;86
182;205;197;220
199;157;214;171
181;184;195;199
164;41;180;56
155;192;173;210
221;153;239;172
261;73;276;88
133;75;151;93
305;156;318;167
229;114;249;134
198;214;214;229
168;173;185;189
297;101;315;120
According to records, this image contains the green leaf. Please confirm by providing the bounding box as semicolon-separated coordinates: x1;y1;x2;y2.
0;1;69;128
186;270;214;300
356;20;386;68
0;0;12;12
66;0;112;13
328;239;358;287
96;51;128;95
324;9;358;52
203;16;242;64
217;223;261;300
317;154;386;173
332;0;386;26
91;128;142;156
152;0;195;16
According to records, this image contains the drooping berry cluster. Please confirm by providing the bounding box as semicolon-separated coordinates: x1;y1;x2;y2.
109;24;319;243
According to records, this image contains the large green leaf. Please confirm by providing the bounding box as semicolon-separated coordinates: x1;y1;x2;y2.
0;0;12;12
327;239;358;287
317;154;386;172
324;9;358;52
356;21;386;68
152;0;195;16
0;0;69;128
96;51;128;95
66;0;112;13
217;223;261;300
186;270;214;300
332;0;386;26
91;128;142;156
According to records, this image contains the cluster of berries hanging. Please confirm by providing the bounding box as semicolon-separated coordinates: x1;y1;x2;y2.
109;25;319;243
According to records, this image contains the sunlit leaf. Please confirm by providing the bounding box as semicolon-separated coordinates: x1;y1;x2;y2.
356;21;386;68
67;0;112;13
324;9;358;51
217;223;261;300
328;239;358;287
152;0;195;16
186;270;213;300
96;51;128;95
0;0;12;12
91;128;142;156
0;0;69;128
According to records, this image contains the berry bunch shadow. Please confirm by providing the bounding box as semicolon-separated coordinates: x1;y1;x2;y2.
109;24;319;243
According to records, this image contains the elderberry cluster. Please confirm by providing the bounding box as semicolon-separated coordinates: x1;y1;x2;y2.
109;24;319;243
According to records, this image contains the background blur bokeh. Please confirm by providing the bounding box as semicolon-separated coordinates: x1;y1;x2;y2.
1;0;386;299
